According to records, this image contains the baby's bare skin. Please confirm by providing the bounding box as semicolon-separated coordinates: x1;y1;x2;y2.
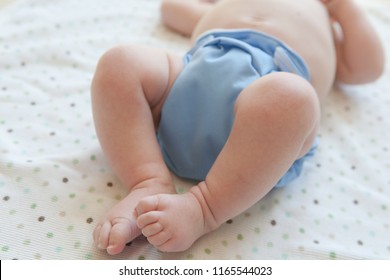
92;0;384;254
192;0;336;99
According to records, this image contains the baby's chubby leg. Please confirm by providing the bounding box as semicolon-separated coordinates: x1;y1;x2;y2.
91;45;183;255
136;72;320;252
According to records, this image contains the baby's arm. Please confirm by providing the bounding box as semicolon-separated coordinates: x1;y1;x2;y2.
161;0;215;36
321;0;384;84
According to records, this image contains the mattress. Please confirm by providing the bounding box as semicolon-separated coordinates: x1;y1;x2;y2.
0;0;389;260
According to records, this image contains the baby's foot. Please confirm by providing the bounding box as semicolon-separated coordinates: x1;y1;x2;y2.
93;180;174;255
136;188;217;252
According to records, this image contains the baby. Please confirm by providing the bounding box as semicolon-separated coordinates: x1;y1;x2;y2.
91;0;384;255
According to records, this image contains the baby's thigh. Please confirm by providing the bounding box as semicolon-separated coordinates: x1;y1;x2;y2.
94;44;183;124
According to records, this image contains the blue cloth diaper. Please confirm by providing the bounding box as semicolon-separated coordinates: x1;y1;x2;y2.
157;29;316;187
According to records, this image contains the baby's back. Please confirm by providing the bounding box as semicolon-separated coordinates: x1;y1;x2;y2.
192;0;336;98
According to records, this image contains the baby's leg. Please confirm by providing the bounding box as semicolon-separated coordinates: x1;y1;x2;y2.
136;72;320;252
91;45;183;255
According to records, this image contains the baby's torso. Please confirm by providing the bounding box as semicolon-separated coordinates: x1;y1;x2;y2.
192;0;336;99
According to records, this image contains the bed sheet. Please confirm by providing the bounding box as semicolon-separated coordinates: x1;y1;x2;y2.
0;0;389;260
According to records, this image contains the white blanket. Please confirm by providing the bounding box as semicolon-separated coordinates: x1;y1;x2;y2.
0;0;389;259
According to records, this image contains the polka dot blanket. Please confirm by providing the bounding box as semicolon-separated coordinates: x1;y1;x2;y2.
0;0;389;260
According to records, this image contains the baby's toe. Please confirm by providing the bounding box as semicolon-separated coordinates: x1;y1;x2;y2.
136;195;161;216
106;217;141;255
95;221;112;250
147;230;172;247
137;210;162;228
93;223;102;245
141;222;163;237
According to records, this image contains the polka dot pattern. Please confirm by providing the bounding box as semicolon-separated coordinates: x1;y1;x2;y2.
0;0;389;260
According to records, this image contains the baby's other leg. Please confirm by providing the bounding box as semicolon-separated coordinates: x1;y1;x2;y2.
91;45;182;255
199;72;320;224
137;72;320;252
